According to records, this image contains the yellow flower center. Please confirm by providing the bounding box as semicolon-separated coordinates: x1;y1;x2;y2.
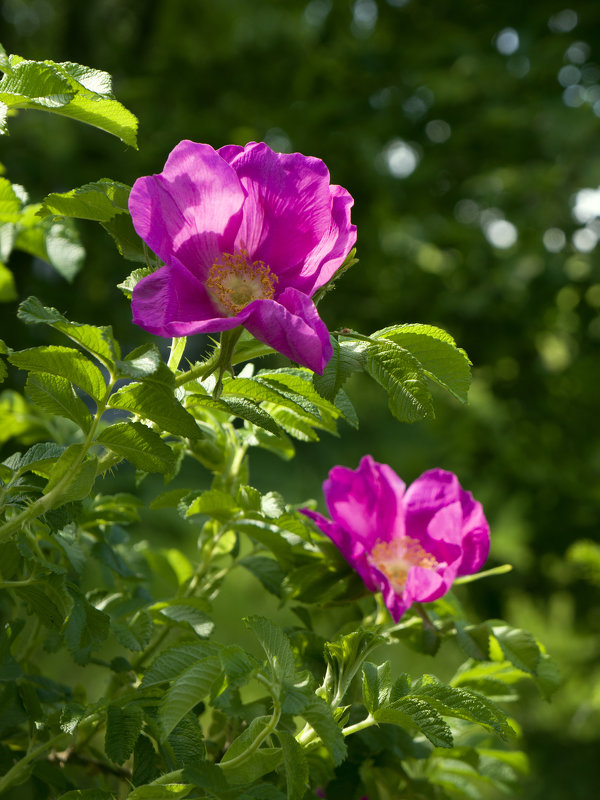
369;537;438;593
206;250;277;315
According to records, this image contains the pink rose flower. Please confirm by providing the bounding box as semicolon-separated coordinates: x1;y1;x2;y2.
302;456;490;620
129;140;356;373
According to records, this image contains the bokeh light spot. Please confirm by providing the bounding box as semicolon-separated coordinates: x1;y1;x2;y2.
558;64;581;87
543;228;566;253
425;119;451;143
548;9;578;33
496;28;519;56
566;41;590;64
572;188;600;223
484;219;518;249
454;199;480;225
382;139;420;178
572;227;597;252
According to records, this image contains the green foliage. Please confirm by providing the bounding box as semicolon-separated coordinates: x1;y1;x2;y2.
0;28;569;800
0;49;138;146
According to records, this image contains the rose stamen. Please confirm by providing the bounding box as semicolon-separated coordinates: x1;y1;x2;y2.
207;250;277;315
370;537;438;593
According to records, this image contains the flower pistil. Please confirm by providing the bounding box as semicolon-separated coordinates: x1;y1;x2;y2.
207;250;278;315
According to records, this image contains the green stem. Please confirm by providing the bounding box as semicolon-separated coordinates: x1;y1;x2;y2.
219;674;281;771
453;563;513;584
414;603;437;633
0;577;37;589
168;336;187;371
0;733;69;794
342;715;376;737
175;347;222;388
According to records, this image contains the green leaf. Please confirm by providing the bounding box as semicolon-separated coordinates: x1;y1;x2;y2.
117;266;157;299
14;581;68;630
222;375;307;415
263;405;320;441
258;369;341;418
185;489;239;521
221;721;282;784
17;296;120;365
0;177;21;222
0;259;17;302
450;660;527;700
374;696;454;748
11;206;85;282
112;610;153;652
240;555;285;597
333;388;359;429
535;652;562;700
26;371;93;432
313;337;366;401
454;621;491;661
60;702;87;734
57;791;114;800
9;441;65;475
115;343;162;380
105;702;144;765
39;178;131;222
245;615;296;683
277;729;309;800
38;179;146;261
158;655;223;738
9;345;107;402
96;421;175;473
190;393;283;437
365;339;434;422
132;734;159;787
373;323;472;403
152;599;214;639
44;443;98;505
102;212;146;261
64;592;110;664
299;694;347;765
168;714;206;767
127;785;193;799
490;625;541;675
108;380;200;439
362;661;392;714
246;426;295;460
410;674;513;740
0;57;138;147
141;642;221;688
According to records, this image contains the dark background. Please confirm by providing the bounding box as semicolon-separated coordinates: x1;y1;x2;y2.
1;1;599;797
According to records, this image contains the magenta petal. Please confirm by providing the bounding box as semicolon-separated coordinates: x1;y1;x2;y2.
323;455;406;546
129;140;244;274
380;577;411;622
403;565;446;605
132;258;241;337
301;509;378;591
457;492;490;575
242;287;332;373
224;143;336;278
298;184;357;295
420;502;464;573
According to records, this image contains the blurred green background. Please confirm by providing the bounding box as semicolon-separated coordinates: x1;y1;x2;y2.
1;0;599;797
